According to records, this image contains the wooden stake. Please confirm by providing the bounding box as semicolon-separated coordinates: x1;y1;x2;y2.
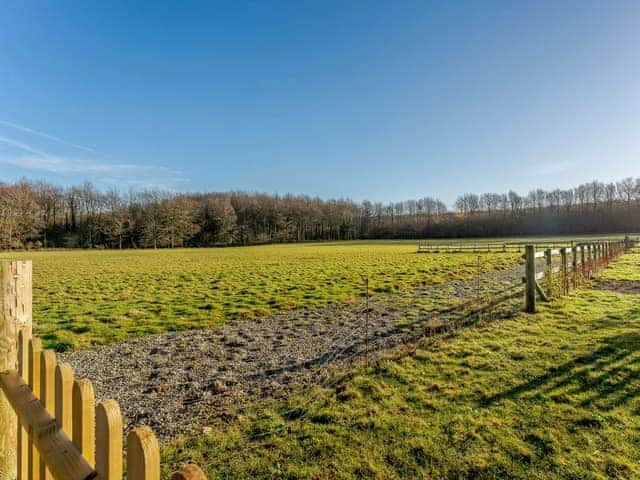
560;248;568;295
525;245;536;313
545;249;552;298
571;246;578;290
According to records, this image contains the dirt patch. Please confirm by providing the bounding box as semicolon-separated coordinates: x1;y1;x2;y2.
593;280;640;294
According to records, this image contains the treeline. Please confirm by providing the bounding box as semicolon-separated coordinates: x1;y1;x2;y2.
1;177;639;249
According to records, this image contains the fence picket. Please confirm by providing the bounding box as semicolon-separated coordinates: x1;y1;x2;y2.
73;379;96;468
27;338;42;480
127;426;161;480
40;350;57;480
55;363;74;437
17;331;29;480
95;400;123;480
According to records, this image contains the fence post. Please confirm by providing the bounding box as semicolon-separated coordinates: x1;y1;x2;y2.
571;246;578;289
560;248;568;295
545;248;552;298
525;245;536;313
1;260;33;480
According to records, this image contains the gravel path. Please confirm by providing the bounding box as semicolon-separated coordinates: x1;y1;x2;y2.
61;264;526;441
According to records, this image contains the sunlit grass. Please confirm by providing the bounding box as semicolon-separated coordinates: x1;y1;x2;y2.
7;243;519;350
163;253;640;479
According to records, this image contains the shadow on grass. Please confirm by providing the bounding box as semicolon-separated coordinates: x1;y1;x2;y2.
482;331;640;411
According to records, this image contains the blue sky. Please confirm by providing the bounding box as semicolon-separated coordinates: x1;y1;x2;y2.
1;1;638;205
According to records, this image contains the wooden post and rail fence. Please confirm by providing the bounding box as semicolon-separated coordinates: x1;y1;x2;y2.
0;260;207;480
0;238;635;478
524;237;634;313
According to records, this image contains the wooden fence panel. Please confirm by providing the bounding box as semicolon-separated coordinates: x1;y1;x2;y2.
0;370;96;480
0;260;212;480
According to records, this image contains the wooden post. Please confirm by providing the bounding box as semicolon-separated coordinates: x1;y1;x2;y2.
127;426;160;480
571;246;578;290
96;400;123;480
1;260;32;480
72;379;96;468
580;245;585;281
560;248;568;295
545;248;552;298
525;245;536;313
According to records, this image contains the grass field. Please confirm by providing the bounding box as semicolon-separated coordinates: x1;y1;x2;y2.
6;242;520;350
163;250;640;479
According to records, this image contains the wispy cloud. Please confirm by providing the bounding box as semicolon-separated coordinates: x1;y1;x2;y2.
0;154;147;174
0;136;141;174
0;122;188;189
0;120;96;153
0;136;50;157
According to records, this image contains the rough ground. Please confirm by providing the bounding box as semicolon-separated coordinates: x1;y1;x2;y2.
61;264;526;441
593;279;640;294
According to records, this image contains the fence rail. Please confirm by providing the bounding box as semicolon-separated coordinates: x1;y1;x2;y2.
417;237;637;254
0;260;207;480
523;238;634;313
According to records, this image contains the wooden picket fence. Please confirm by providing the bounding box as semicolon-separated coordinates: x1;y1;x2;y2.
0;260;207;480
523;238;634;313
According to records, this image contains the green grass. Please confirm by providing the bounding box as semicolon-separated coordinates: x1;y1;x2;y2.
5;243;518;350
163;252;640;479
